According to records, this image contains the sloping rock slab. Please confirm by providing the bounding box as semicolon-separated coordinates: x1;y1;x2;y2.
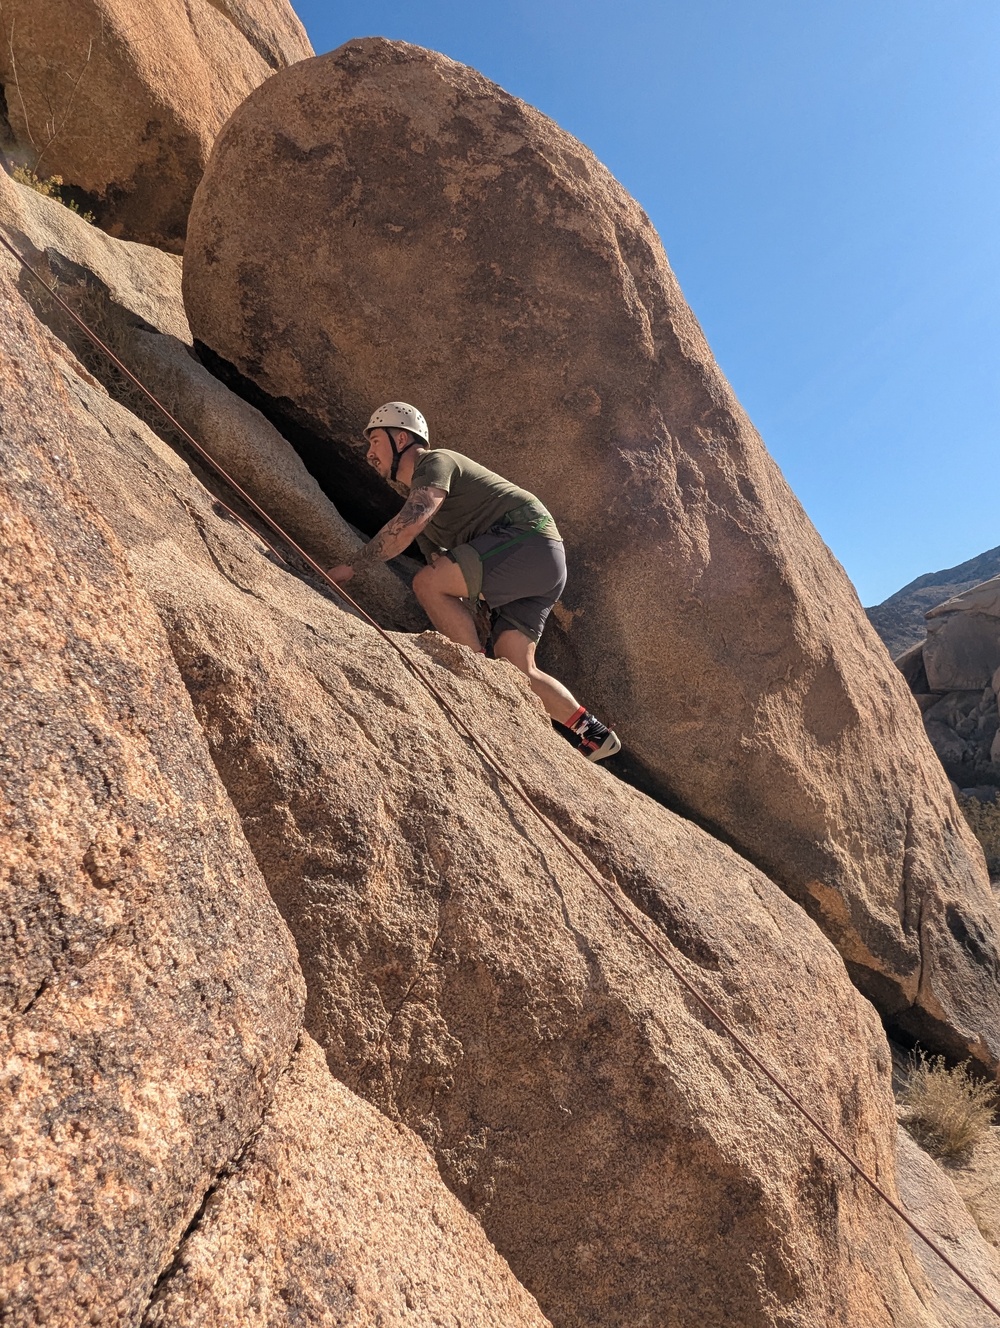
0;0;312;249
1;254;549;1328
56;337;942;1326
182;38;1000;1068
0;167;188;338
896;1127;1000;1328
0;265;304;1325
145;1034;551;1327
0;168;419;625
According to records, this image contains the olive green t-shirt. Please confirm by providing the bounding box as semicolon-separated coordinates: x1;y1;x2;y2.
410;449;561;557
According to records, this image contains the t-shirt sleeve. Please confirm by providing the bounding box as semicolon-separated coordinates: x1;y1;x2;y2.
412;450;459;493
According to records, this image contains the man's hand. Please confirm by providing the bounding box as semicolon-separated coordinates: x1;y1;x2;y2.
327;564;355;585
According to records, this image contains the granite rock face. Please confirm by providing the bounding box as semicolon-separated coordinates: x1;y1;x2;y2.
47;322;944;1328
924;578;1000;694
896;1128;1000;1328
145;1035;552;1328
0;0;312;250
183;38;1000;1066
0;262;304;1325
0;252;549;1328
891;578;1000;793
0;167;420;625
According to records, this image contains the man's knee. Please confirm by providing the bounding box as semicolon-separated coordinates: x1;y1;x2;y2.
413;557;468;603
412;564;434;600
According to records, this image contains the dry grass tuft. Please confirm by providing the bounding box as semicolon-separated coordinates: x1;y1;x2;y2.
900;1051;996;1165
958;793;1000;878
10;165;95;222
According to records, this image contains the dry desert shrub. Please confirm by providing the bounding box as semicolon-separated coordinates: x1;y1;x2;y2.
958;793;1000;877
900;1051;996;1165
10;166;94;221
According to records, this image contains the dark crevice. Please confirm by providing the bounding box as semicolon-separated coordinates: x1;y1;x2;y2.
143;1173;225;1313
193;341;402;538
19;976;51;1018
0;84;14;149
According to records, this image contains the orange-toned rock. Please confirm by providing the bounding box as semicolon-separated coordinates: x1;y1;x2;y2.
0;0;312;250
54;328;943;1328
146;1035;551;1327
0;166;421;625
896;1128;1000;1328
0;264;304;1325
0;255;547;1328
182;38;1000;1068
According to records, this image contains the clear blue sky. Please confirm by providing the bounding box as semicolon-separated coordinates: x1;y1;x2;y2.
291;1;999;605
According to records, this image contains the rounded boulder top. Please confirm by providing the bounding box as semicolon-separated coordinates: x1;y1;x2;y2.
184;37;1000;1070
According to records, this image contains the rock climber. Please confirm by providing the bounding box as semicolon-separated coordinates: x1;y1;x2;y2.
327;402;621;761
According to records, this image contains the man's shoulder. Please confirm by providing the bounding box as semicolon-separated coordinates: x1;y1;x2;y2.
411;448;460;486
417;448;471;467
412;448;469;470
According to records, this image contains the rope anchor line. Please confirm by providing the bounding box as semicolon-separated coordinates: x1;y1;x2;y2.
2;227;998;1322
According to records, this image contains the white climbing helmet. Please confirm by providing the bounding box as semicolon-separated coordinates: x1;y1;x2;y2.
364;401;429;445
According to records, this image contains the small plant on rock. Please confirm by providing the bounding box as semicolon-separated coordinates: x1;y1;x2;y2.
10;165;95;222
900;1051;996;1165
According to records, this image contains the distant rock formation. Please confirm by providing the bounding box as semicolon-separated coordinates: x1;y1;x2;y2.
893;578;1000;794
183;37;1000;1065
0;0;312;250
867;546;1000;660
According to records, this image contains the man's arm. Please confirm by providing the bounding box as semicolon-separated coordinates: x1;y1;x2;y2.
328;486;446;582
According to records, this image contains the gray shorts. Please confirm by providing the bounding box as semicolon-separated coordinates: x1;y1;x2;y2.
447;526;567;645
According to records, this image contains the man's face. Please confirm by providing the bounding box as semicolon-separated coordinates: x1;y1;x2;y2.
365;427;393;479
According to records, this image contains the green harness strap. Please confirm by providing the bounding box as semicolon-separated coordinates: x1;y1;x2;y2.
479;512;555;561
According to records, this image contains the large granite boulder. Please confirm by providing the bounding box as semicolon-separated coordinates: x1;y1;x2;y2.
0;261;303;1324
46;305;946;1328
0;167;419;624
0;257;551;1328
0;0;312;250
182;38;1000;1066
145;1036;551;1327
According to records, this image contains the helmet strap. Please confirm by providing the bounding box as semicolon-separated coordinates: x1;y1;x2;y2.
389;429;419;482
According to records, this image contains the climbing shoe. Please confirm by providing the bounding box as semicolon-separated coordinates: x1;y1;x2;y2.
571;711;622;763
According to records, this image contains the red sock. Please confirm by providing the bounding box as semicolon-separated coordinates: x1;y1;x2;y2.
565;705;587;732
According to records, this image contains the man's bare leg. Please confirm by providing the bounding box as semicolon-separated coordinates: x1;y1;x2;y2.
411;557;483;652
492;628;580;724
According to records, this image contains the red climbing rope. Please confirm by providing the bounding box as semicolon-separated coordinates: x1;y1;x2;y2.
3;226;998;1322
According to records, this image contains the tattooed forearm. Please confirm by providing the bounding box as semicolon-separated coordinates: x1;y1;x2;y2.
350;486;445;569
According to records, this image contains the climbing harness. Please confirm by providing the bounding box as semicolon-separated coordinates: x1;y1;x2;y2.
3;227;998;1323
478;506;556;561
